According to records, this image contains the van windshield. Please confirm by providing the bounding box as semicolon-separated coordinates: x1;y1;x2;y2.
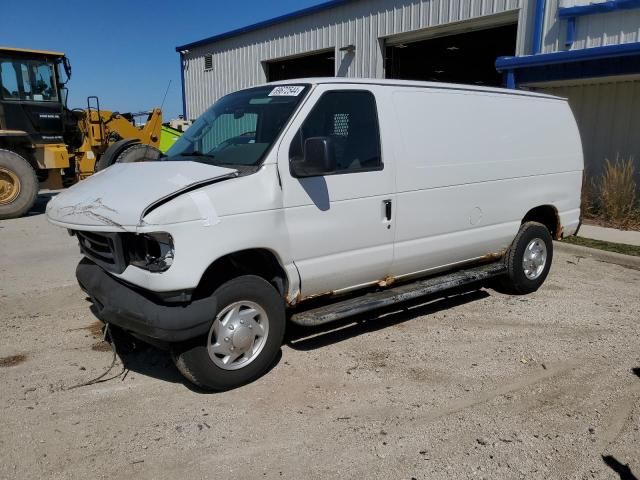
166;85;309;167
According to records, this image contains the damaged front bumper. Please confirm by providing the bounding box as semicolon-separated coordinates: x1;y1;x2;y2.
76;258;216;343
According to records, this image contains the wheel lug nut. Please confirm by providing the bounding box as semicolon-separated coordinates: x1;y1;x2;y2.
230;346;235;351
249;325;253;329
229;325;234;330
240;320;244;324
224;337;229;342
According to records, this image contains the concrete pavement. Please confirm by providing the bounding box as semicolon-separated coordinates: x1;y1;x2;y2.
578;224;640;246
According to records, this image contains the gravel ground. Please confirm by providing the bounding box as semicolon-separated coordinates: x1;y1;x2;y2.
1;201;639;480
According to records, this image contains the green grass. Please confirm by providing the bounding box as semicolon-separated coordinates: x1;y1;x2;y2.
561;235;640;257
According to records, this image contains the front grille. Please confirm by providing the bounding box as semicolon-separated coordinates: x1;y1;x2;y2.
75;231;127;274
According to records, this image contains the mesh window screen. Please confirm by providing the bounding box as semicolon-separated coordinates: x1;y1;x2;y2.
332;113;349;136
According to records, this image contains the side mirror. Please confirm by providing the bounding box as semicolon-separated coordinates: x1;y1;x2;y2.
60;87;69;107
62;56;72;82
291;137;336;178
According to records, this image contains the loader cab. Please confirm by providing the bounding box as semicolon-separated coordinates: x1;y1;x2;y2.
0;47;69;144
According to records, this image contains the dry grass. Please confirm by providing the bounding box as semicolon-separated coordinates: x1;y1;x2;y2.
598;157;637;221
583;157;640;230
580;173;598;218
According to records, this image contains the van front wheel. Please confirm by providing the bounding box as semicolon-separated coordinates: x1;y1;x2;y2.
172;275;286;391
500;221;553;295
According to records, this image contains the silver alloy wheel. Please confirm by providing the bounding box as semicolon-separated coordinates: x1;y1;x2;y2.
207;301;269;371
522;238;547;280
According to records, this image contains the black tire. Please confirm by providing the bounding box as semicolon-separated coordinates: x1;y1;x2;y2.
172;275;286;391
94;139;139;172
115;144;162;164
500;221;553;295
0;149;38;220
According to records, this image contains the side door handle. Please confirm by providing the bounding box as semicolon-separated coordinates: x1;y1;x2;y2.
383;199;392;221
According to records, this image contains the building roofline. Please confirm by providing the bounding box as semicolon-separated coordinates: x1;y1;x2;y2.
175;0;352;52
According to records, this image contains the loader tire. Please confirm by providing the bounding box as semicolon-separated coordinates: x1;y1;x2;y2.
115;144;162;164
0;149;38;220
94;139;139;172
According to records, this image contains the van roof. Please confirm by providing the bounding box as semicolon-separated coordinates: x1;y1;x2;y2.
265;77;563;101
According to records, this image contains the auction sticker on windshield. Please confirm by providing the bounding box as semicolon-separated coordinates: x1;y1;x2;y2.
269;86;304;96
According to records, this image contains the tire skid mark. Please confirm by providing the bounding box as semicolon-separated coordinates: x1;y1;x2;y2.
419;361;578;422
341;361;581;425
598;383;640;451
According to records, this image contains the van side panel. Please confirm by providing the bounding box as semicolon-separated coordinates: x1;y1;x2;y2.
389;89;582;277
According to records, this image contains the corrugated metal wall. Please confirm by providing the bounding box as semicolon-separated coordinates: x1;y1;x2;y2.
541;0;640;53
538;79;640;184
183;0;522;118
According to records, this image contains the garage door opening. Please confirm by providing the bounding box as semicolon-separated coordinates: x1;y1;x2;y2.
266;50;335;82
385;23;517;87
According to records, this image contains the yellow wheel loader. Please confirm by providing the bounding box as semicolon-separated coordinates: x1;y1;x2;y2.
0;47;162;219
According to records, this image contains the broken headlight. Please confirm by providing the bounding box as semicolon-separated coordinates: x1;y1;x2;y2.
127;232;174;272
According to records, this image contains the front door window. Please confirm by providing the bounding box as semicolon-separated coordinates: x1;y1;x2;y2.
289;90;382;174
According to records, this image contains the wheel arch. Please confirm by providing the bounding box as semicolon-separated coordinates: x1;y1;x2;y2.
193;248;289;301
521;204;562;240
0;136;36;167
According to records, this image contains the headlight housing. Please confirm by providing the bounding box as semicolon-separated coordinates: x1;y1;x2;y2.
127;232;174;272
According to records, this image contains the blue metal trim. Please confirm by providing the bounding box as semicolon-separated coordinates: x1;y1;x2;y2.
175;0;353;51
558;0;640;17
179;52;187;119
497;42;640;86
565;17;576;47
496;41;640;70
507;53;640;84
532;0;546;54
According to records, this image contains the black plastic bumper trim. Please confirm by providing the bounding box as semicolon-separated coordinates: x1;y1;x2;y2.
76;258;216;342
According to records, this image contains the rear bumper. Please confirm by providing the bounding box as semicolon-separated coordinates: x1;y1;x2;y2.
76;258;216;342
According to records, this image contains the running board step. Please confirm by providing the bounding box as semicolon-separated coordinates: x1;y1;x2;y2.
290;262;506;327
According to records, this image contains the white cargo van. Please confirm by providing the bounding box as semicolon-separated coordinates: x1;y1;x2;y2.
46;79;583;390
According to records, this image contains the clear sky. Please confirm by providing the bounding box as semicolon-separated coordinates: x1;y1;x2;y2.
2;0;324;120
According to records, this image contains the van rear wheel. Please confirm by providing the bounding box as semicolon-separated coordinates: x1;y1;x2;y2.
500;221;553;294
172;275;285;391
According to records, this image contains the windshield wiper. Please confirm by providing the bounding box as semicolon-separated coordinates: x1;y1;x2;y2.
182;151;216;159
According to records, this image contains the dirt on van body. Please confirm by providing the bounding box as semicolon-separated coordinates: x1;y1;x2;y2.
1;209;639;480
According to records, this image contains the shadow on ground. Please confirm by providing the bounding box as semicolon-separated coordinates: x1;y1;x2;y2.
89;285;490;392
597;369;640;480
111;341;283;394
28;191;59;216
602;455;638;480
286;286;490;350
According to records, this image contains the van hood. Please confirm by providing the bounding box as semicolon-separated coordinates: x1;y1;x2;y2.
46;161;238;229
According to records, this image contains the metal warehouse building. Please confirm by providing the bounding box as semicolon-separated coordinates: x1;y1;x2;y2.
176;0;640;181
